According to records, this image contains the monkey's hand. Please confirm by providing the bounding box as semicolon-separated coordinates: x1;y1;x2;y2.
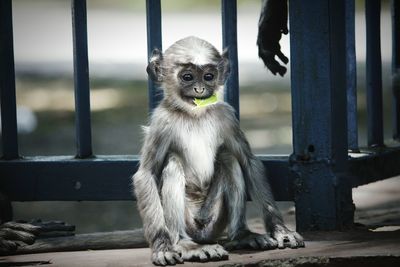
0;221;40;254
271;224;305;249
174;239;228;263
257;0;289;76
224;229;278;251
151;239;183;266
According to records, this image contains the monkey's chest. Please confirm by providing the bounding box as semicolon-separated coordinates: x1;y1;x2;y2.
177;126;222;182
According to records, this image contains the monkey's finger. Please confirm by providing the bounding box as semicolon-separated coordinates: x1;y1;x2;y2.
172;252;184;264
215;245;229;260
202;246;219;260
276;50;289;64
264;236;278;248
286;235;299;249
276;236;285;249
247;239;259;249
197;250;208;262
223;241;238;251
293;232;305;247
255;236;268;249
187;249;208;262
164;252;177;265
265;60;287;77
259;49;287;76
152;252;167;266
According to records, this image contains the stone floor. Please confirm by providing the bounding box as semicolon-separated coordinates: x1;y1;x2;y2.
2;176;400;267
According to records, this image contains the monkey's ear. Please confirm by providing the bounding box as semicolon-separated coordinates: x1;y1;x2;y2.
146;48;163;82
218;49;230;85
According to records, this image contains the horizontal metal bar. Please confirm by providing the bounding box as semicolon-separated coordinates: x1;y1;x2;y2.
365;0;384;147
349;146;400;187
0;155;293;202
72;0;93;158
0;0;19;159
146;0;163;112
2;149;400;202
221;0;240;119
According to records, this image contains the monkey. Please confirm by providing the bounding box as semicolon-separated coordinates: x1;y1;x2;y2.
257;0;289;76
133;36;304;266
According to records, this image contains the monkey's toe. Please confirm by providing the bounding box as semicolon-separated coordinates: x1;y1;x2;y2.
273;227;305;249
202;244;229;261
152;251;183;266
224;232;278;251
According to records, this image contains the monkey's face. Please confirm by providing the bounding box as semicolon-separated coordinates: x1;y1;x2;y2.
176;63;218;103
147;37;230;111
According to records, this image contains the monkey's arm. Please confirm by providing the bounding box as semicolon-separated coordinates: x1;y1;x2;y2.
133;120;183;265
257;0;288;76
225;123;304;249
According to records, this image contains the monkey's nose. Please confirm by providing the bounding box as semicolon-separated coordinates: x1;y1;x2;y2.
194;87;205;94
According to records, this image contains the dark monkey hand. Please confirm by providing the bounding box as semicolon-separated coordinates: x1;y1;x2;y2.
257;0;289;77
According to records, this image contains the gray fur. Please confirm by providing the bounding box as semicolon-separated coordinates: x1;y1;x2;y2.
133;36;304;266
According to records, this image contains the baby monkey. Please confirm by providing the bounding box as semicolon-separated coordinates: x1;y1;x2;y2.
133;36;304;266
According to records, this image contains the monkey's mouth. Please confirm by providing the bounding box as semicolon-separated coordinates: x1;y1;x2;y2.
181;94;214;105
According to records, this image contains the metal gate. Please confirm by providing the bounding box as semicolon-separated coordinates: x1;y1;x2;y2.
1;0;400;231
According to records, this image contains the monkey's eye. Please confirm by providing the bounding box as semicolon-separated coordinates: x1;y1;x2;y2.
204;73;214;81
181;73;194;82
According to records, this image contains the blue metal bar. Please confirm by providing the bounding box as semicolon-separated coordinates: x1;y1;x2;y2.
221;0;239;119
346;0;358;151
146;0;163;112
392;0;400;141
71;0;93;158
290;0;352;231
365;0;384;147
0;155;293;201
0;0;19;160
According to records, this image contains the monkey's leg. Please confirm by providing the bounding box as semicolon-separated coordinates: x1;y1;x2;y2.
149;154;187;266
160;153;190;245
173;157;229;262
223;156;278;251
246;157;304;249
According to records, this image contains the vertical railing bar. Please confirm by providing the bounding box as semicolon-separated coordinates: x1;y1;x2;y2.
346;0;358;151
0;0;19;160
365;0;384;147
221;0;240;119
392;0;400;141
146;0;163;112
71;0;93;158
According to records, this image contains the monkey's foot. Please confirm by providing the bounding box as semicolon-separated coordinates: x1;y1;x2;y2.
272;224;305;249
175;240;228;262
224;230;278;251
151;247;183;266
